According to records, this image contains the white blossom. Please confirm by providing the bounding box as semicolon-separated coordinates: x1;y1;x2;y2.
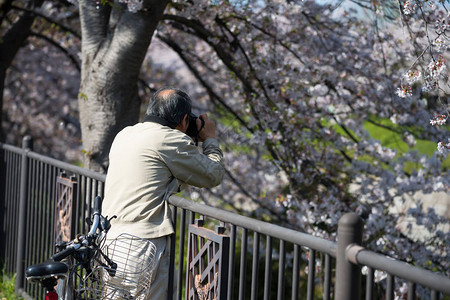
433;36;448;51
429;114;447;126
396;85;412;98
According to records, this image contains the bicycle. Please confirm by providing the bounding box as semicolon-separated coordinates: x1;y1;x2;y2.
25;196;156;300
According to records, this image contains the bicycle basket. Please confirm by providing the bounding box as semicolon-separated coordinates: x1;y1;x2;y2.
82;233;157;300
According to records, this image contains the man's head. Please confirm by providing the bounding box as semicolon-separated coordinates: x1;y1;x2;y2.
146;87;192;128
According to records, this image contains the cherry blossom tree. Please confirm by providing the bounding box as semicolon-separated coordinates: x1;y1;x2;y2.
394;0;449;156
153;1;449;290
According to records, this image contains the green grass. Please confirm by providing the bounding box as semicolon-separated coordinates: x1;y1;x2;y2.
0;270;23;300
363;118;450;172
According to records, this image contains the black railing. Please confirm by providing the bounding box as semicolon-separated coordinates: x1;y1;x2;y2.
0;137;105;299
167;195;336;300
1;136;449;300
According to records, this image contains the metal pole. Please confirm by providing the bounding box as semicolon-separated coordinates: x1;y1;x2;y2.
334;212;363;300
15;136;32;293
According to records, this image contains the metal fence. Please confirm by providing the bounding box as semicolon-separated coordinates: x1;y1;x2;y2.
0;137;106;299
1;136;449;300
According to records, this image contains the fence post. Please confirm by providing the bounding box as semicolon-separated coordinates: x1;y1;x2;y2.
15;136;32;293
335;212;363;300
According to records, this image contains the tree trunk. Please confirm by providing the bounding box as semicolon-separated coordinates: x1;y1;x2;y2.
78;0;169;172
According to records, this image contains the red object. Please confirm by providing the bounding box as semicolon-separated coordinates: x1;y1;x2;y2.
45;291;58;300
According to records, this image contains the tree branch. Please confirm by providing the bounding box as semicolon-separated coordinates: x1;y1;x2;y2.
156;34;253;133
11;4;81;39
104;0;169;81
79;0;111;59
0;6;36;70
30;31;81;71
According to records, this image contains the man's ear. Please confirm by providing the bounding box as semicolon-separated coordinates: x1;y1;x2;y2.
176;114;189;132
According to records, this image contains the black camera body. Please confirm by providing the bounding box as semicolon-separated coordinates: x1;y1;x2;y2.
186;113;204;145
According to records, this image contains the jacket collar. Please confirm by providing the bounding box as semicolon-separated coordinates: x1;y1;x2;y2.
142;115;175;129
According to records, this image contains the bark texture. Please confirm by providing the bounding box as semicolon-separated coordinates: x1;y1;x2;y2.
78;0;169;172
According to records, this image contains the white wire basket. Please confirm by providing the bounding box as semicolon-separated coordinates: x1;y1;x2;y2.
82;233;157;300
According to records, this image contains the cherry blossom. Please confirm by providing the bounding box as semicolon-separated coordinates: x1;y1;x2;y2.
396;85;413;98
430;114;448;126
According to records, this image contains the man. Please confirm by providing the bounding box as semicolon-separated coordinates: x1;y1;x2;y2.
102;87;225;299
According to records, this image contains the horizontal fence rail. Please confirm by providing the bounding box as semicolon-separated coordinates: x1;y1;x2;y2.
168;196;337;256
1;136;449;300
347;245;450;296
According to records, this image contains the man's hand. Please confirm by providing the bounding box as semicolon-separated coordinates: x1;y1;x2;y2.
197;113;216;142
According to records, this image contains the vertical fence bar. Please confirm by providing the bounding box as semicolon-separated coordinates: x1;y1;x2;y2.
37;161;44;264
277;239;286;300
323;254;332;300
334;212;363;300
11;152;20;272
5;151;19;272
15;136;32;293
431;290;439;300
80;176;88;234
292;244;300;300
25;159;35;274
365;267;374;300
386;275;394;300
264;235;273;300
189;211;195;225
407;282;416;300
75;173;83;236
227;224;236;300
177;209;186;300
239;228;248;300
307;249;316;300
251;232;260;300
43;164;51;260
24;158;34;297
168;206;177;300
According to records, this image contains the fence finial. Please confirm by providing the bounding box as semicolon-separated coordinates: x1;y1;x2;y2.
22;135;33;150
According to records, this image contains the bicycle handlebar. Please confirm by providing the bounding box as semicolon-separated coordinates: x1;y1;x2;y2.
93;196;102;216
88;196;102;236
51;245;77;261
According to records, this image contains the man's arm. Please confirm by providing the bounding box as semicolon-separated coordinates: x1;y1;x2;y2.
160;133;225;188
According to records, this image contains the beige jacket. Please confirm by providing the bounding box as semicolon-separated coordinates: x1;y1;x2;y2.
103;121;224;239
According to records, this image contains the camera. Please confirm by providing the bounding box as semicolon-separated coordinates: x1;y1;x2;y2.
186;113;205;145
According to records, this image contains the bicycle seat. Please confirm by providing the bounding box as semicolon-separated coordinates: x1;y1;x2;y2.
26;262;68;282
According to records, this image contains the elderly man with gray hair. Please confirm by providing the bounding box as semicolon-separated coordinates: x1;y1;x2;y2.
102;87;225;299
